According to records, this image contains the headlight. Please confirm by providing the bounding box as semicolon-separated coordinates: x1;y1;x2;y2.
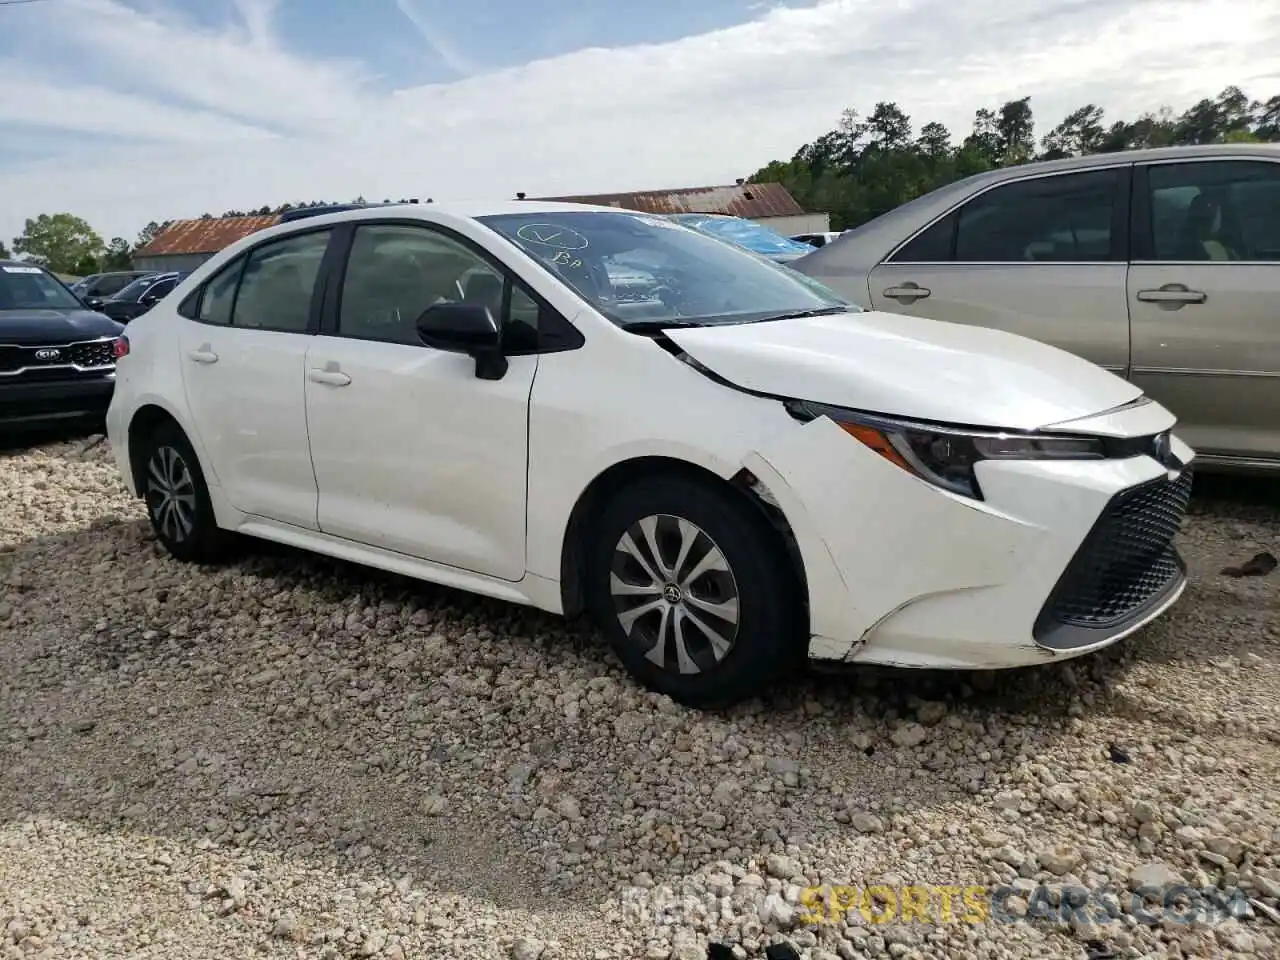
785;400;1105;500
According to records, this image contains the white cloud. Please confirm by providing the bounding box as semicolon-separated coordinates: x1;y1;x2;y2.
394;0;479;77
1;0;1278;244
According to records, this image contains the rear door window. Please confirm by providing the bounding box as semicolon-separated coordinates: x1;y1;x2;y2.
231;230;331;332
953;169;1121;262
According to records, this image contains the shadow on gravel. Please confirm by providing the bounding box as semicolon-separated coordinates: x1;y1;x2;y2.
1;467;1276;916
0;423;104;456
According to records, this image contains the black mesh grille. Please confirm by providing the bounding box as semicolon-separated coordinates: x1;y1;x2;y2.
1038;469;1193;635
66;339;116;367
0;338;115;374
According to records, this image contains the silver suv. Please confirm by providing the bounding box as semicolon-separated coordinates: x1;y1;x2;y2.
795;143;1280;473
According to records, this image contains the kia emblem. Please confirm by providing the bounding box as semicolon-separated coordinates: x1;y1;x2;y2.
33;348;61;360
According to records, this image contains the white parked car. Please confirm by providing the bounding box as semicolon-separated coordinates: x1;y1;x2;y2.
106;201;1194;708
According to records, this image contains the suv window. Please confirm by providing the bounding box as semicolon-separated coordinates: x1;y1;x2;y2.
338;223;539;351
1145;160;1280;262
952;170;1119;263
96;274;138;296
232;230;331;332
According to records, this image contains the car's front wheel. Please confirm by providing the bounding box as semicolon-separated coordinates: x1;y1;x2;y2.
139;421;234;564
587;475;804;708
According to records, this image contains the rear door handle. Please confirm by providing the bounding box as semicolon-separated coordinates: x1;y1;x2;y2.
308;367;351;387
883;283;931;302
187;347;218;364
1136;285;1206;305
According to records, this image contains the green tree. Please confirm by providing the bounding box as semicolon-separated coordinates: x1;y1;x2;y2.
135;220;170;250
1041;104;1106;159
1256;95;1280;140
995;96;1035;164
11;213;105;274
0;239;9;259
747;84;1276;236
101;237;133;270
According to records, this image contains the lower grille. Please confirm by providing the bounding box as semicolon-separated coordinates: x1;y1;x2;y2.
1035;468;1193;648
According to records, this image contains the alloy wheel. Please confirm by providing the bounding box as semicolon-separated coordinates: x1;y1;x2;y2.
145;445;197;543
609;513;741;674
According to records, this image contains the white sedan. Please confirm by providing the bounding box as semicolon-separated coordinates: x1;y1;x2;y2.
105;200;1195;708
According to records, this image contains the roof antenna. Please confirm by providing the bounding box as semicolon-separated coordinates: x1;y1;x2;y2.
516;192;526;200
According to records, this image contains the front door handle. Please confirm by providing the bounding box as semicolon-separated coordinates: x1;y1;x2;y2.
883;282;931;302
187;346;218;364
308;366;351;387
1136;285;1206;305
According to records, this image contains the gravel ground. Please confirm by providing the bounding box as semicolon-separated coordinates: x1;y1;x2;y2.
1;434;1278;960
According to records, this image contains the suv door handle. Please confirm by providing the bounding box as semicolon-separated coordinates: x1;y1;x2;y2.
1136;285;1206;305
883;283;931;302
187;347;218;364
308;366;351;387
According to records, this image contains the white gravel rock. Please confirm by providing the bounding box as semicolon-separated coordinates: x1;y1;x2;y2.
0;436;1278;958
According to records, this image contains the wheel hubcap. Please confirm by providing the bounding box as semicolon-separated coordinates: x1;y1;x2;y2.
609;514;740;675
145;445;196;543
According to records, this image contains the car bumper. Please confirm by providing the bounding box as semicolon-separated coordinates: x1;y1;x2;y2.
0;376;115;428
743;414;1194;670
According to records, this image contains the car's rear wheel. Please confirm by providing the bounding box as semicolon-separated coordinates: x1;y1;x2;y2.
586;475;804;708
139;421;235;564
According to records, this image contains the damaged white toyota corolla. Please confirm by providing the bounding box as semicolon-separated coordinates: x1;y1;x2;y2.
105;201;1194;708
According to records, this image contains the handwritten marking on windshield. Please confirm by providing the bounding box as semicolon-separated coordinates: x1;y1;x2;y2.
516;223;589;250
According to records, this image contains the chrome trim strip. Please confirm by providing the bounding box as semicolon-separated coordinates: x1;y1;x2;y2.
0;335;117;351
886;261;1119;267
1131;366;1280;379
1194;453;1280;470
0;363;116;378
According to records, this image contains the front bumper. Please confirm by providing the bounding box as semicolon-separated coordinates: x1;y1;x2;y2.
744;415;1193;670
0;376;115;428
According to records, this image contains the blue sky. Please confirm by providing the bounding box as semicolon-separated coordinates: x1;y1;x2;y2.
1;0;1278;244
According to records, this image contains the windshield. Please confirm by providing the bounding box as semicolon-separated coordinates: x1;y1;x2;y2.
666;214;816;257
477;211;849;328
0;264;84;310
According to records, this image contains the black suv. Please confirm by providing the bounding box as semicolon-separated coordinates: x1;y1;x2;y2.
0;261;125;431
100;271;185;323
72;270;158;311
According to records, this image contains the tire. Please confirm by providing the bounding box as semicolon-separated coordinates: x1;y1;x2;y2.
138;420;236;564
586;475;804;709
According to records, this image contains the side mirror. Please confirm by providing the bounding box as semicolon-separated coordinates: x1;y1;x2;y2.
415;302;508;380
140;294;160;306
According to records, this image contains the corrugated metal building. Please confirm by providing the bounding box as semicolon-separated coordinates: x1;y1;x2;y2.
133;183;827;269
531;182;829;235
132;215;279;273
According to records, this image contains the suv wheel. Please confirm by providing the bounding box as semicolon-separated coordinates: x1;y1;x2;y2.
587;475;803;708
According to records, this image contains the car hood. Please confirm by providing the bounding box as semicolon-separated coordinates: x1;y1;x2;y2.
663;309;1144;431
0;308;125;345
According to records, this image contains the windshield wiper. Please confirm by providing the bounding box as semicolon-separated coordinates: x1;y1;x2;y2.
617;319;708;333
750;306;851;323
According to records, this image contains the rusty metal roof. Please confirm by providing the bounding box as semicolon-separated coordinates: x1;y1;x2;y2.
531;182;805;219
135;215;280;257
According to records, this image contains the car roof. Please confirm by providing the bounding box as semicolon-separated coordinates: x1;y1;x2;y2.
206;200;671;255
796;142;1280;275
